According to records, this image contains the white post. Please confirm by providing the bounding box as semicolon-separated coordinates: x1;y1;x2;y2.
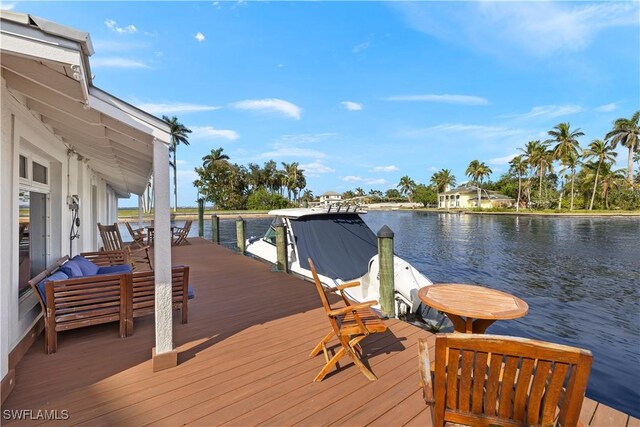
152;138;176;371
137;195;143;228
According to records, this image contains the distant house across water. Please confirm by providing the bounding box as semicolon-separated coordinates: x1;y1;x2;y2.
319;191;342;207
438;186;514;209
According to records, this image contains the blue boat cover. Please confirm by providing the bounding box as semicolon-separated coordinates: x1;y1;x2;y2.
290;214;378;281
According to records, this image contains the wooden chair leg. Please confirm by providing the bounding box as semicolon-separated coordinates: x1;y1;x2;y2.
310;330;335;358
46;323;57;354
314;347;346;382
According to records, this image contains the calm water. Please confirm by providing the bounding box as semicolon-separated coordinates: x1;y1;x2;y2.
163;212;640;417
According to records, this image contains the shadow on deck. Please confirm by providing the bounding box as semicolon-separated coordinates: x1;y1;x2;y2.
2;238;635;426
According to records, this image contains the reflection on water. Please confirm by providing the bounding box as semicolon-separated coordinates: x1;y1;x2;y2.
150;213;639;417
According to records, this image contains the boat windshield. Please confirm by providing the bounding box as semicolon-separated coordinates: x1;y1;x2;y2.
262;219;279;245
290;214;377;281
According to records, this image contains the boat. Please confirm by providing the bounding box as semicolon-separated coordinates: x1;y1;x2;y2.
245;206;449;328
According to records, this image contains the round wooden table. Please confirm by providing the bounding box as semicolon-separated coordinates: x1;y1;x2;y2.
418;284;528;334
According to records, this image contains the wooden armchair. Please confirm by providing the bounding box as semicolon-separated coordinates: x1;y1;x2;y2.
308;258;387;382
124;221;147;247
172;220;192;246
97;223;152;270
418;334;593;427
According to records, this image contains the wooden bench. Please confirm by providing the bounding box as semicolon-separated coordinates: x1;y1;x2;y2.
29;256;190;352
28;257;128;354
125;266;190;336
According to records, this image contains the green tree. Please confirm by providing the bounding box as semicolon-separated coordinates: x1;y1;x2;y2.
246;188;289;210
547;123;584;210
509;155;527;211
520;140;553;206
384;188;401;200
397;176;416;203
465;160;493;208
430;169;456;193
163;116;192;211
585;140;617;210
605;110;639;185
412;184;437;207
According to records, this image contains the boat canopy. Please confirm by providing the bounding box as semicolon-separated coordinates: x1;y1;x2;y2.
290;214;378;281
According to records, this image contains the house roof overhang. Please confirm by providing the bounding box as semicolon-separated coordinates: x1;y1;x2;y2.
0;11;171;197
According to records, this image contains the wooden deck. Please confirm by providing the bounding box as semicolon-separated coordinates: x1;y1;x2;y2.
2;238;636;426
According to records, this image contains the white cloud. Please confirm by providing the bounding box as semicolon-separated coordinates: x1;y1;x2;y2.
401;123;527;139
0;2;16;10
195;32;205;42
300;161;335;177
506;104;583;120
277;133;336;144
341;101;363;111
260;147;326;159
343;176;363;183
385;94;488;105
488;154;519;165
352;41;371;53
231;98;302;120
91;57;150;69
190;126;239;141
342;176;387;185
134;102;221;114
595;103;617;113
393;2;639;57
104;19;137;34
370;165;399;172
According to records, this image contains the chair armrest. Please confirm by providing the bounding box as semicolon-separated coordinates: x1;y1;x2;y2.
336;281;361;290
328;300;377;317
418;339;435;406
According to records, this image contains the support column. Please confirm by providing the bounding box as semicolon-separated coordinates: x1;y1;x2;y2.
152;138;176;371
138;195;143;228
377;225;395;318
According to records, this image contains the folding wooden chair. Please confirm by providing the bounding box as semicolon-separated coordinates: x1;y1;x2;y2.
124;221;147;247
172;220;192;246
418;334;593;427
308;258;387;382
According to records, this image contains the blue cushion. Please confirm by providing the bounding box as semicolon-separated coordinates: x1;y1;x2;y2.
59;260;83;278
71;255;99;276
97;264;132;275
36;271;69;304
188;285;195;300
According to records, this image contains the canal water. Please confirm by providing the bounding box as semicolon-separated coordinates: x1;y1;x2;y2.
168;212;640;417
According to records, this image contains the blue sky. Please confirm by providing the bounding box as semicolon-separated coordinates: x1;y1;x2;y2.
4;1;639;206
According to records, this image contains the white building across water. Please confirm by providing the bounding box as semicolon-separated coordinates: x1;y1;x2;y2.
1;11;179;402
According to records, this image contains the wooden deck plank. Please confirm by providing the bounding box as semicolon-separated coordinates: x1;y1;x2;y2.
2;238;634;427
590;402;629;427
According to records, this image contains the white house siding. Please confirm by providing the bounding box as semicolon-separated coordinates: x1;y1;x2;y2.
0;77;119;382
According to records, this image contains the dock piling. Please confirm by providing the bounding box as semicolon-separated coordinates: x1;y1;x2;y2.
211;214;219;244
377;225;395;317
236;216;245;254
275;219;288;273
197;199;204;237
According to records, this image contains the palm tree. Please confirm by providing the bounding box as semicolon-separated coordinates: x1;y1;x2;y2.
561;152;581;211
430;169;456;193
585;139;617;210
202;147;230;168
546;123;584;210
520;140;553;205
354;187;365;197
397;176;416;203
509;155;527;212
465;160;492;208
605;111;639;185
162;116;192;212
598;164;626;209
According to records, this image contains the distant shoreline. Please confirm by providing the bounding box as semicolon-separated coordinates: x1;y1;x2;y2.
118;207;640;221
